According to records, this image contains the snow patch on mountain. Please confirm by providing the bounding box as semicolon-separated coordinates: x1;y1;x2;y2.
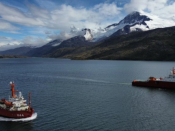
94;11;175;40
130;24;149;32
52;43;61;46
102;11;151;37
69;26;94;41
139;11;175;29
104;23;129;37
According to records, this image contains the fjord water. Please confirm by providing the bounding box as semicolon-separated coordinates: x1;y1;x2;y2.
0;58;175;131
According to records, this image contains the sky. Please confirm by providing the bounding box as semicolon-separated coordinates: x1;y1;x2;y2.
0;0;175;51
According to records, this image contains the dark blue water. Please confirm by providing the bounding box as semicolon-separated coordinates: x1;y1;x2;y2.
0;58;175;131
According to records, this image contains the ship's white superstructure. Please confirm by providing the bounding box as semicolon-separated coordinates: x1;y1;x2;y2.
0;81;35;119
160;69;175;82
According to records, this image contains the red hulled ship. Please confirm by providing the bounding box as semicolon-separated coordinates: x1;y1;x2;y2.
0;82;34;118
132;68;175;89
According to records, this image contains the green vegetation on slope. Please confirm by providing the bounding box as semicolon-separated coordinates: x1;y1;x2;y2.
47;26;175;61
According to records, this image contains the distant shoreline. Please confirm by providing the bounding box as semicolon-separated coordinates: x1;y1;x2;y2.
0;55;28;58
1;56;175;62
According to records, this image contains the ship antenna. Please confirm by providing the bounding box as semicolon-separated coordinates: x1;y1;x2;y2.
29;92;31;112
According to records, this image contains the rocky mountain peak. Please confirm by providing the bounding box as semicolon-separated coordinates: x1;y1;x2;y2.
82;28;93;41
105;11;151;31
120;11;152;25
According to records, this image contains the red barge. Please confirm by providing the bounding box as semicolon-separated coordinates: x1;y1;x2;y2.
132;68;175;89
0;82;34;118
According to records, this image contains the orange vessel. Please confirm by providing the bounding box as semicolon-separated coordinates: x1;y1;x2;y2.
132;68;175;89
0;82;34;118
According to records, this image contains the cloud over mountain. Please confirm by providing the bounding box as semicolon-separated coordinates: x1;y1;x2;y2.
0;2;121;32
124;0;175;20
0;0;175;51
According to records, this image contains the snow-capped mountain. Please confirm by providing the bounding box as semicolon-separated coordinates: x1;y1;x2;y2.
71;11;175;42
1;11;175;55
100;11;175;39
105;11;151;31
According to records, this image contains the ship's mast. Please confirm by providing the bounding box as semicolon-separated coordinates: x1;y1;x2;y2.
173;67;175;75
29;92;31;112
10;81;18;98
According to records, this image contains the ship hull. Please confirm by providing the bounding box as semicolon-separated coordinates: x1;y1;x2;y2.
0;108;34;118
132;80;175;89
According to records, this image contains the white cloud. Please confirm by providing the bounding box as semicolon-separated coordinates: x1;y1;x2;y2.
0;36;11;40
1;0;175;51
0;36;50;51
21;36;50;47
0;39;22;51
0;20;19;31
94;3;121;17
47;31;73;41
27;3;50;19
0;2;122;31
0;0;174;33
124;0;175;20
124;0;167;12
0;1;123;50
0;2;44;27
45;30;52;34
35;0;58;10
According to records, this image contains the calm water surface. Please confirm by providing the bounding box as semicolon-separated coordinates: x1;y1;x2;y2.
0;58;175;131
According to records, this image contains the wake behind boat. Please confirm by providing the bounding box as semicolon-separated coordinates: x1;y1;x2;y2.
132;68;175;89
0;82;36;119
0;113;37;122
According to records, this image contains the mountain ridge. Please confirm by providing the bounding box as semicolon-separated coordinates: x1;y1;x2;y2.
1;11;175;61
69;26;175;61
